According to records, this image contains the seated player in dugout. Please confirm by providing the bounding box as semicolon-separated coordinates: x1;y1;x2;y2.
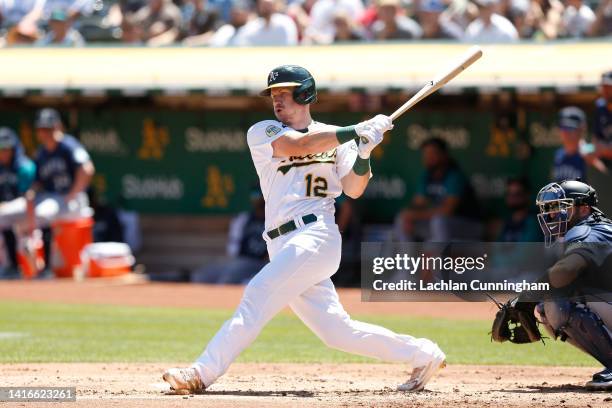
496;180;612;391
0;127;36;277
191;187;268;285
496;176;542;242
551;106;607;183
593;71;612;163
0;108;94;269
395;137;482;242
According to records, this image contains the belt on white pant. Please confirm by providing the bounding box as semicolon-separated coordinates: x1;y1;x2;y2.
265;213;317;241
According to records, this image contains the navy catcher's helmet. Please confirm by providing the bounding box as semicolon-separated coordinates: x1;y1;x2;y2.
536;179;599;246
259;65;317;105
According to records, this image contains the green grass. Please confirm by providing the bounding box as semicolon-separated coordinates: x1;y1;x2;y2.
0;301;597;366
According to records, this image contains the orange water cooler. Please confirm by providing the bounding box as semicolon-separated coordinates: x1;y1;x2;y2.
51;209;94;278
80;242;134;278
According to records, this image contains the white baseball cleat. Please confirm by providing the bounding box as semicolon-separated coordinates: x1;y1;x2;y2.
397;354;446;392
163;367;206;394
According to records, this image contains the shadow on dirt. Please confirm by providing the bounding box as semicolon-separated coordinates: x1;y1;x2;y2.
181;390;316;398
492;384;589;394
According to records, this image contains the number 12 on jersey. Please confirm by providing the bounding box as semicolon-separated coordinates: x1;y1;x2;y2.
305;174;328;197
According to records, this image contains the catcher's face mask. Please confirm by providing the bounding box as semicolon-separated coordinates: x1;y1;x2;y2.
536;183;575;247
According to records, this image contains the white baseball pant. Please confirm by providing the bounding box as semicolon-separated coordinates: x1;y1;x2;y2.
192;215;443;387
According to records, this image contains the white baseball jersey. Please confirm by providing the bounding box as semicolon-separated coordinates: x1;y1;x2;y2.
247;119;358;230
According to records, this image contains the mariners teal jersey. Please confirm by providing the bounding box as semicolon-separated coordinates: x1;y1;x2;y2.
0;154;35;202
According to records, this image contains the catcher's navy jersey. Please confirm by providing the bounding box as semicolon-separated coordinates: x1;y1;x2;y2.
564;214;612;293
565;215;612;244
35;135;90;194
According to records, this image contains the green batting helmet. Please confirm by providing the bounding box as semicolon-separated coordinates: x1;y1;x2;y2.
259;65;317;105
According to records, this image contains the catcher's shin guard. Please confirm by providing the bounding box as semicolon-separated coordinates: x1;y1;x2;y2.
541;300;612;367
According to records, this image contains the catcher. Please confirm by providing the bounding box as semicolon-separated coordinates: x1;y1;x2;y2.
491;179;612;391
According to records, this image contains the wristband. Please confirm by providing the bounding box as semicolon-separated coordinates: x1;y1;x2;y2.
352;155;370;176
336;126;358;144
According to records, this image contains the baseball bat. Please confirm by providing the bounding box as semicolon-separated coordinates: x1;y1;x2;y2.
390;46;483;121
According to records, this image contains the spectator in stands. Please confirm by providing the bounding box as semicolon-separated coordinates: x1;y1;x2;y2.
508;0;535;37
561;0;595;37
207;0;251;46
191;188;267;284
232;0;297;45
0;0;44;46
443;0;479;31
528;0;564;39
208;0;233;23
587;0;612;36
464;0;519;42
180;0;221;45
372;0;423;40
497;177;542;242
0;0;44;29
0;128;36;277
287;0;317;42
304;0;365;44
36;8;86;46
120;13;145;43
332;10;367;41
118;0;148;14
395;137;482;242
132;0;182;46
43;0;95;23
417;0;464;39
551;106;606;182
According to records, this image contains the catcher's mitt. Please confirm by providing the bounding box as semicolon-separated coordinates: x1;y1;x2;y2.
490;297;542;344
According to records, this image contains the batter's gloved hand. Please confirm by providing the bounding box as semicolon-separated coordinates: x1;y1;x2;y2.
369;114;394;133
355;115;393;159
356;127;383;159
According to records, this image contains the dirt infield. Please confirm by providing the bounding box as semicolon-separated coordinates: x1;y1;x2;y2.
1;279;607;407
1;363;608;408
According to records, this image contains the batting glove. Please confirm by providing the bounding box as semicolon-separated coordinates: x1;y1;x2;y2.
357;128;383;159
370;114;394;133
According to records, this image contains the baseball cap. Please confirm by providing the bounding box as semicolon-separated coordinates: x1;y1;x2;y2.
420;0;446;13
231;0;253;10
510;0;529;15
35;108;62;129
49;9;68;22
474;0;499;7
0;127;18;149
558;106;586;130
602;70;612;86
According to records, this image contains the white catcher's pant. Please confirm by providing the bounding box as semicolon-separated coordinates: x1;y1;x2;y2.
193;215;443;387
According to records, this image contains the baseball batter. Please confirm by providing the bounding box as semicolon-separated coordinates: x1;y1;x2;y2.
163;65;446;393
